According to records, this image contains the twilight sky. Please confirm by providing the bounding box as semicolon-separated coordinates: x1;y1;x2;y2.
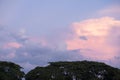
0;0;120;71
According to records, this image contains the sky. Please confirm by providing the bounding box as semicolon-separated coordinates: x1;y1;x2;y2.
0;0;120;72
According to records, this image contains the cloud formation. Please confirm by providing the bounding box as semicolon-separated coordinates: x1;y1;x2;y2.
98;5;120;18
1;41;84;71
3;42;22;49
66;17;120;60
0;26;84;72
0;17;120;71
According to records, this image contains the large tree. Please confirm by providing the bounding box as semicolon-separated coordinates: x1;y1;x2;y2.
0;61;25;80
25;61;120;80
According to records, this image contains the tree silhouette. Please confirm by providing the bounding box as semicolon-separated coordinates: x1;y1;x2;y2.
0;60;120;80
25;61;120;80
0;61;25;80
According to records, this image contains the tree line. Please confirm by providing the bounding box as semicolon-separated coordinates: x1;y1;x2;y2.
0;61;120;80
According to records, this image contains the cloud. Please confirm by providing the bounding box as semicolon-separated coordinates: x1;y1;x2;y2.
66;17;120;60
0;41;84;72
98;5;120;18
15;44;83;63
107;26;120;48
0;26;85;72
10;29;29;44
0;16;120;71
3;42;22;49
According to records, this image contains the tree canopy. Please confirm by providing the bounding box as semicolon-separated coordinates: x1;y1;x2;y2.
0;61;120;80
0;61;25;80
25;61;120;80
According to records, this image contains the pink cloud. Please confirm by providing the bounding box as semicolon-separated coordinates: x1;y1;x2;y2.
3;42;22;49
66;17;120;60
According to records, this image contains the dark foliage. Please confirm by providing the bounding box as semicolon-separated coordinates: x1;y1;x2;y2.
25;61;120;80
0;61;25;80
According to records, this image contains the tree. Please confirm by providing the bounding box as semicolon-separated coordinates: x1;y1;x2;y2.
0;61;25;80
25;61;120;80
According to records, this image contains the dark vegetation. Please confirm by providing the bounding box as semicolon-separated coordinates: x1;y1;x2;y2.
0;61;24;80
0;61;120;80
